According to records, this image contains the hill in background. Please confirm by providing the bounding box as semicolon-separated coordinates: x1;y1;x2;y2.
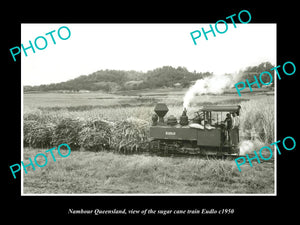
24;62;274;93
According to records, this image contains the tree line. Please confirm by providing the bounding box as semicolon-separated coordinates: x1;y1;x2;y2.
24;66;213;92
238;61;275;87
24;62;274;92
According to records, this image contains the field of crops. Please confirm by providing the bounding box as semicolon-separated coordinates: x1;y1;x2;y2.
23;147;274;194
23;89;275;194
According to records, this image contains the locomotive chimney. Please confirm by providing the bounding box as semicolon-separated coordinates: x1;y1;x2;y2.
154;103;169;124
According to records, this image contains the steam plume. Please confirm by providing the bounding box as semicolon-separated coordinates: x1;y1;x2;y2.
239;140;255;155
183;74;234;109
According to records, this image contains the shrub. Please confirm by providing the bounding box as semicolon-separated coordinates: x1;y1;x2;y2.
51;118;83;150
23;120;55;148
23;112;151;152
78;118;113;151
111;117;149;153
240;97;274;143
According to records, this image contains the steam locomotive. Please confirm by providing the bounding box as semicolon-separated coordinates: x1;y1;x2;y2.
149;103;241;155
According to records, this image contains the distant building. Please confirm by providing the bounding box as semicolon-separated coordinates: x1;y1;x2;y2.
173;82;181;87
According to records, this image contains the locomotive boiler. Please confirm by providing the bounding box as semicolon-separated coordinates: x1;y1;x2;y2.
149;103;241;155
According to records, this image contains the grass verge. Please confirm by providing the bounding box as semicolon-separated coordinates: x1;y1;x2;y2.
22;148;274;194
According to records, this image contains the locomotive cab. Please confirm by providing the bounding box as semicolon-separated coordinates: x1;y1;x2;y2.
195;105;241;154
149;103;241;155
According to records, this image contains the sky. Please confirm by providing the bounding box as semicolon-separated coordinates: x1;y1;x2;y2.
21;23;276;86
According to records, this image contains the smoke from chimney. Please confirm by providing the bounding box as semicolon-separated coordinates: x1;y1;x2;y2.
183;74;236;109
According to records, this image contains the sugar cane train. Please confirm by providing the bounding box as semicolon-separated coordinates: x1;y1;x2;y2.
149;103;241;155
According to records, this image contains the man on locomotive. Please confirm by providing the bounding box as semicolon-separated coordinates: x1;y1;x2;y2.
232;112;240;128
224;113;233;144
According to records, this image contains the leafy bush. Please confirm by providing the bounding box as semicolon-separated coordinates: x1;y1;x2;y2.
23;113;150;152
51;118;83;150
23;120;55;148
240;97;274;143
111;117;149;153
78;118;113;151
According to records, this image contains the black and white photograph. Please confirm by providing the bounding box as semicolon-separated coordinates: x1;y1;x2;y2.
5;5;298;219
21;23;276;195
